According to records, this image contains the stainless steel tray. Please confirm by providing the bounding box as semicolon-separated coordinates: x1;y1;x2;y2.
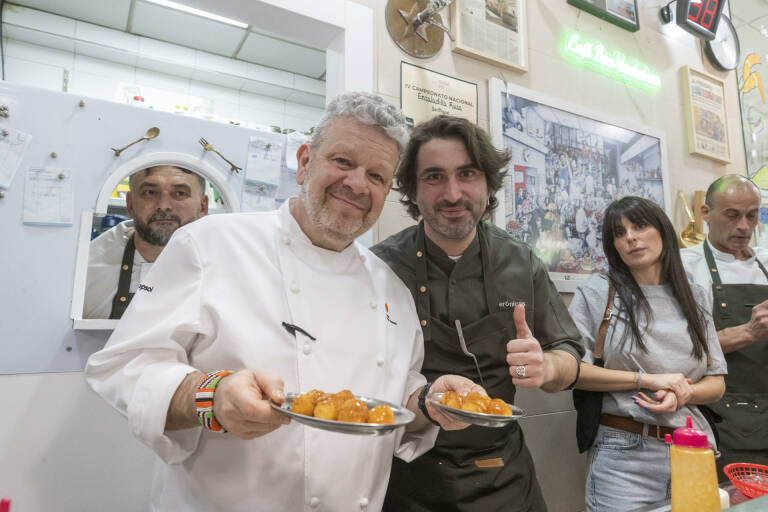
428;392;525;428
271;392;415;436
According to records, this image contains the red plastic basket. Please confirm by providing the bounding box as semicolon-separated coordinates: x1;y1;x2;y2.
724;463;768;499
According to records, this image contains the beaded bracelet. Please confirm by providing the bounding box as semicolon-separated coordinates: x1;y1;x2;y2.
196;370;233;433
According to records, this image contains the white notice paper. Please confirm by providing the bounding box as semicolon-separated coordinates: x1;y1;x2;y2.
0;129;32;189
285;131;308;172
246;131;285;185
23;168;74;226
241;181;278;212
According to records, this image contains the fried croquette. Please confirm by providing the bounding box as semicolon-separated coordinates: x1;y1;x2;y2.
337;399;369;423
368;405;395;424
288;390;396;424
313;398;339;420
439;391;514;416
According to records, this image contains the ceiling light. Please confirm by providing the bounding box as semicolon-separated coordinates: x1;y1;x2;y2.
145;0;248;28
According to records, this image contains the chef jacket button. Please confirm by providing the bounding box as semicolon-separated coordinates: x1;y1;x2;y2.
120;296;127;302
711;268;718;273
416;251;423;257
281;237;291;245
419;285;427;293
721;302;727;308
309;497;319;507
359;497;369;508
420;319;427;327
370;301;377;309
290;282;300;293
122;264;129;271
303;343;312;355
377;358;384;366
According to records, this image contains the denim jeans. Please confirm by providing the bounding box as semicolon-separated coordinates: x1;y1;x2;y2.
585;425;671;512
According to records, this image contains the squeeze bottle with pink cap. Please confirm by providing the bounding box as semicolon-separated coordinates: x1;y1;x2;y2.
666;416;720;512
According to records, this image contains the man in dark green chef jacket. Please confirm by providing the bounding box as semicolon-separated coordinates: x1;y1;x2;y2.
372;116;584;512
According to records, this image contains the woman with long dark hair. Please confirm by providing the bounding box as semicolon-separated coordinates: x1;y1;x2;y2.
569;196;726;511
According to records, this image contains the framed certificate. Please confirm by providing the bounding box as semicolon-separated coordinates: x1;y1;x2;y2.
451;0;527;73
400;62;478;127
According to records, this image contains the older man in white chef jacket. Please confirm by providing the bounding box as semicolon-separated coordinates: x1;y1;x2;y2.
85;92;481;512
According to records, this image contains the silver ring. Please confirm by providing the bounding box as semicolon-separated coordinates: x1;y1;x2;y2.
515;365;526;378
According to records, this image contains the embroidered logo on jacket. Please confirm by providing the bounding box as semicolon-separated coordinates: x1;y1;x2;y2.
138;284;154;293
498;299;526;310
385;303;397;325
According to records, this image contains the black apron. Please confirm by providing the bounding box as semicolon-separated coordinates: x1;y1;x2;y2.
384;225;546;512
109;234;136;319
701;241;768;478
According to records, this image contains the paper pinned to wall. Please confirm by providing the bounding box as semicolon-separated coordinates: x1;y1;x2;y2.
0;129;32;189
242;181;278;212
285;131;308;172
246;131;285;185
23;167;74;226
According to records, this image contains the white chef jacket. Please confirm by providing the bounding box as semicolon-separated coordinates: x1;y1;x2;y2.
84;220;152;319
85;202;436;512
681;237;768;289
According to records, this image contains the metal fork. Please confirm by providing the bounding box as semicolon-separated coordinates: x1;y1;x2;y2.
455;319;486;389
199;137;242;173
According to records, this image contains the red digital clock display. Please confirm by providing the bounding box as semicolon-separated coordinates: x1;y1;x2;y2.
686;0;720;30
676;0;725;40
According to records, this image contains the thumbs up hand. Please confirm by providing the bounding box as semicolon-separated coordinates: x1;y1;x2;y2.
506;304;546;388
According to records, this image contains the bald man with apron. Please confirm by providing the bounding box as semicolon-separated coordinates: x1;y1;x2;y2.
681;176;768;479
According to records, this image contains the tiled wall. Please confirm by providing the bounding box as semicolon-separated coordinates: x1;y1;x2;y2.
3;34;324;132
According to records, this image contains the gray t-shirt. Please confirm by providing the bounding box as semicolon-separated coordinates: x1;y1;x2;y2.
569;274;727;447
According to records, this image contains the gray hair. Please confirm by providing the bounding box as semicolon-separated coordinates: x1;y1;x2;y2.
310;92;409;152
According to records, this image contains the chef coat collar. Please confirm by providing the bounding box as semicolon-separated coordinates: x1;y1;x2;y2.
706;236;756;264
423;228;481;276
280;199;364;273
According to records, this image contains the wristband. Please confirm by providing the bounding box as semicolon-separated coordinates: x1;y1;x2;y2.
196;370;233;432
636;369;643;390
418;381;440;427
565;356;581;390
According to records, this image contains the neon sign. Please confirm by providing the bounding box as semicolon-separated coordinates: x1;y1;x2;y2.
562;32;661;91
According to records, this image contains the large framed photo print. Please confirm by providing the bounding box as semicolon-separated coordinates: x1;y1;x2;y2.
451;0;528;72
488;78;670;292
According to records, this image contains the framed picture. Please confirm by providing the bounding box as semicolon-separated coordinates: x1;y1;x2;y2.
567;0;640;32
488;78;670;292
400;61;478;128
451;0;527;73
680;66;732;163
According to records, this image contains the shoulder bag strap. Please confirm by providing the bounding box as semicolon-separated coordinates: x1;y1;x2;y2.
593;280;615;361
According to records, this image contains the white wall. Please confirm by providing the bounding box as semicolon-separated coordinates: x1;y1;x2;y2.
0;374;156;511
4;40;323;132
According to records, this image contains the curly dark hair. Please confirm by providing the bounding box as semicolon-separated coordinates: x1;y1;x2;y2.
396;115;510;220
